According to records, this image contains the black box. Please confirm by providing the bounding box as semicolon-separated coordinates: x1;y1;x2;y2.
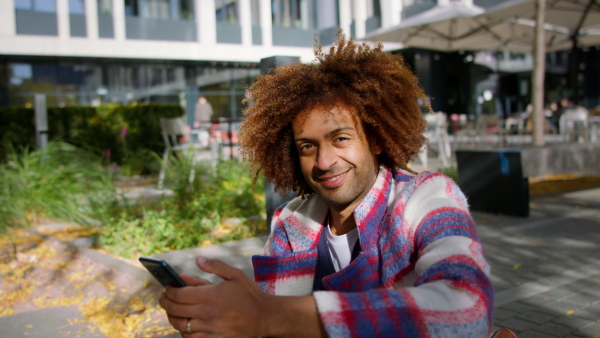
456;149;529;217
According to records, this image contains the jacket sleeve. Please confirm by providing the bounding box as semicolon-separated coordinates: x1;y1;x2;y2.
312;173;493;337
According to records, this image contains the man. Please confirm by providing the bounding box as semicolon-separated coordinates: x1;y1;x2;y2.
193;96;213;148
193;96;213;129
160;33;493;337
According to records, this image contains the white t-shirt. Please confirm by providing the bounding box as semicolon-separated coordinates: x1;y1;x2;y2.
326;225;359;272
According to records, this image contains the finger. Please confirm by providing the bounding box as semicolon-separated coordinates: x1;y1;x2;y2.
196;257;241;281
163;285;201;306
180;274;211;286
172;316;217;337
159;292;199;316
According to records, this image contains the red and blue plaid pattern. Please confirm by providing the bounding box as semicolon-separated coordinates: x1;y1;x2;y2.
252;166;493;337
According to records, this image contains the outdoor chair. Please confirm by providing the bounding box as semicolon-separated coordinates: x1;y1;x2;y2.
212;118;242;161
452;115;478;149
559;106;589;143
419;112;451;168
589;115;600;142
500;115;526;146
453;114;501;149
503;116;525;135
157;116;208;189
475;114;502;143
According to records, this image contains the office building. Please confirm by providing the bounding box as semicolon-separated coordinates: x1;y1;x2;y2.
1;0;597;119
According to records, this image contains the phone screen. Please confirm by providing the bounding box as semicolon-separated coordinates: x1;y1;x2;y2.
139;257;187;287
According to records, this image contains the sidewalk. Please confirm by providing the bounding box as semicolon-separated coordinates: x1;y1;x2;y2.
1;163;599;337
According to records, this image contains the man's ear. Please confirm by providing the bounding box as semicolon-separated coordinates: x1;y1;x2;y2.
370;134;383;156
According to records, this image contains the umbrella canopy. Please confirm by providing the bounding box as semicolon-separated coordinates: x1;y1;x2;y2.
486;0;600;33
485;0;600;50
363;2;589;52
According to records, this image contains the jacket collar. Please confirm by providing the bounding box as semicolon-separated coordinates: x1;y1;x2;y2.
283;165;393;252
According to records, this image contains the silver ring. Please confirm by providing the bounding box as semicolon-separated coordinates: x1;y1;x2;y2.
186;318;192;334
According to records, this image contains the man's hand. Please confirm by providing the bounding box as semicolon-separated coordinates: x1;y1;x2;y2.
159;257;326;337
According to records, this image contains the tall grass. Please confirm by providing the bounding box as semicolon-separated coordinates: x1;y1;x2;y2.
0;142;266;259
0;142;115;232
99;157;266;258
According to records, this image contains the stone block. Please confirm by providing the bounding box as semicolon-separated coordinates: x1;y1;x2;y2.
534;322;576;336
494;307;519;321
516;310;557;324
499;318;537;332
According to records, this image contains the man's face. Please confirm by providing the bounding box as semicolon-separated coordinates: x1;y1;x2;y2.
292;104;381;212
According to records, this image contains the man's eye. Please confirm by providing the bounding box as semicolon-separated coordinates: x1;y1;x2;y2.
335;137;349;142
300;144;313;151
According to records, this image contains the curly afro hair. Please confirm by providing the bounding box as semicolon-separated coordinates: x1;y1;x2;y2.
239;31;430;196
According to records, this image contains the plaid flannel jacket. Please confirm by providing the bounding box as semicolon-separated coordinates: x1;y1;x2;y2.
252;166;493;337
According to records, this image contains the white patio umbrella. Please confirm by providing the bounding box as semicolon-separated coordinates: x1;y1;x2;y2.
485;0;600;34
364;2;485;51
364;2;583;53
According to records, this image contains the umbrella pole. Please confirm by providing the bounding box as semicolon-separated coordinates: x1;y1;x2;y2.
570;35;580;105
532;0;546;147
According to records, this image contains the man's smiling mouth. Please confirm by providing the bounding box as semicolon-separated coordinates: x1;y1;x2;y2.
317;169;351;184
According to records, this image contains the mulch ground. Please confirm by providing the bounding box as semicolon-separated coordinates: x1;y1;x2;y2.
0;228;177;337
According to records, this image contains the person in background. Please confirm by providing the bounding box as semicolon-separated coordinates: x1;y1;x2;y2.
193;96;213;129
159;32;493;337
193;96;213;147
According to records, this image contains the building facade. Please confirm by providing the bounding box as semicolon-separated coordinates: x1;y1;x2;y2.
1;0;597;120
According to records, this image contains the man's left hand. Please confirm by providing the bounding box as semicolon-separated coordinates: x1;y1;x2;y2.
159;257;270;337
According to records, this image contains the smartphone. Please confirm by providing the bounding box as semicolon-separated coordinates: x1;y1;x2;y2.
139;257;187;287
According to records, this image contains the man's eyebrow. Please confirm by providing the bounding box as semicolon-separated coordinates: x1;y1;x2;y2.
325;126;355;138
294;126;356;143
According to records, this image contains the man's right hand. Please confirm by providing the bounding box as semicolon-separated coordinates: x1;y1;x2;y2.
159;257;327;337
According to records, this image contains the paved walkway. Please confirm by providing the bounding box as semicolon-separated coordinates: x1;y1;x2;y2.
1;159;599;337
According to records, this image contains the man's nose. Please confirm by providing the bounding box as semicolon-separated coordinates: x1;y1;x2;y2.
315;145;337;171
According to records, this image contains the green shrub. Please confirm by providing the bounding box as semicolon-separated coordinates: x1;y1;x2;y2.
0;107;36;161
0;142;115;232
0;104;184;175
98;159;266;258
0;137;267;258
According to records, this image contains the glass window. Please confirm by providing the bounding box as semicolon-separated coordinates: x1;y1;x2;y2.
216;0;238;24
151;67;164;86
272;0;313;29
9;62;58;107
35;0;56;12
251;0;260;26
98;0;111;14
10;64;33;86
15;0;56;12
15;0;33;10
125;0;193;19
166;67;177;83
124;0;137;16
139;0;170;19
366;0;380;19
69;0;85;14
180;0;194;19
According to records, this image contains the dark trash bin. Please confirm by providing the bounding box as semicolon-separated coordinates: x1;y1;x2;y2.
456;149;529;217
